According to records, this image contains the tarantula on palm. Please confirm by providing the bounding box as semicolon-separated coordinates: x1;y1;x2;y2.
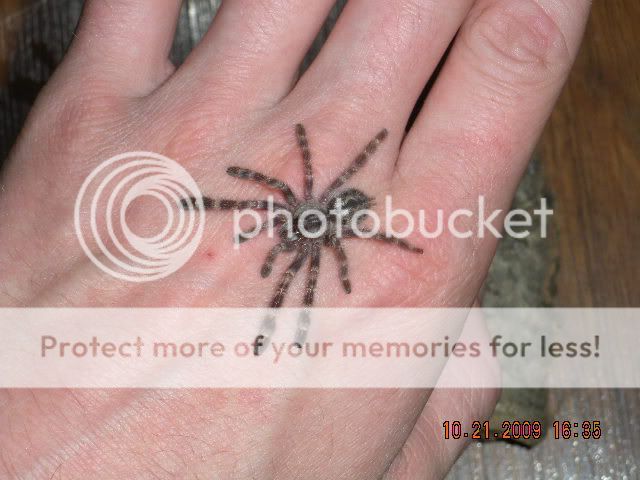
182;124;423;350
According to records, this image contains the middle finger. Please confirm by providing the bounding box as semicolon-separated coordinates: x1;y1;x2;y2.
288;0;476;136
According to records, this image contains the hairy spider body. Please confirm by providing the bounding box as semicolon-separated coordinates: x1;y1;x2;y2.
182;124;423;348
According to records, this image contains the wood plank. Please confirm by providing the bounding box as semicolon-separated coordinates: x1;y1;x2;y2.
540;0;640;308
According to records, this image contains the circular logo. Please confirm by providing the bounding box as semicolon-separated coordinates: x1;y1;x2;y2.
74;152;205;282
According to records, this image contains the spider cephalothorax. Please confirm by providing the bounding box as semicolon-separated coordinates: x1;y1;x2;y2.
183;124;423;348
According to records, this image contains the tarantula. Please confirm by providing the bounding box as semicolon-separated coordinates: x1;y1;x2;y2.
182;124;423;351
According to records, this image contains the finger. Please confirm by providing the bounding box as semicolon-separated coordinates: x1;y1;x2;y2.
398;0;590;220
385;307;501;479
70;0;183;95
170;0;337;108
288;0;476;136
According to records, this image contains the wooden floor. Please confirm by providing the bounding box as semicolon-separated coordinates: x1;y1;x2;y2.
1;0;639;478
540;0;640;308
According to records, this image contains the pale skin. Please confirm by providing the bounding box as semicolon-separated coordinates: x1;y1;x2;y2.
0;0;590;478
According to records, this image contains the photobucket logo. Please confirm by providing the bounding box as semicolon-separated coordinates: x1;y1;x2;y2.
233;195;553;246
74;152;205;282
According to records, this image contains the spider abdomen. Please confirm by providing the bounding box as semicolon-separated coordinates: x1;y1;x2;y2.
328;188;374;225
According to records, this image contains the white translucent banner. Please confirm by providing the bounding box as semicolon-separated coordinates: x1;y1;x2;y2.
0;308;637;388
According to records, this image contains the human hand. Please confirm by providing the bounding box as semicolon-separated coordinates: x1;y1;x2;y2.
0;0;590;477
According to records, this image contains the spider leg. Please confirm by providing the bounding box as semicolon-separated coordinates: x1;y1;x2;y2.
238;216;286;244
227;167;298;206
270;249;309;308
255;313;276;356
181;197;291;212
261;241;288;277
294;242;321;348
238;221;270;244
345;229;424;254
255;249;309;355
295;124;313;200
320;129;388;203
328;235;352;294
303;242;321;307
182;198;291;244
